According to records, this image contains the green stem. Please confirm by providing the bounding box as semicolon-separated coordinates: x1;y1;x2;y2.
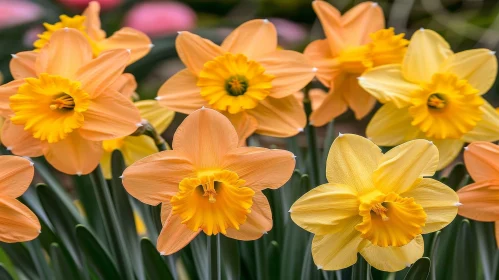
303;89;320;188
207;235;221;280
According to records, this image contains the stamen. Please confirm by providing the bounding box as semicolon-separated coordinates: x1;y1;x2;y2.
225;75;249;96
50;93;75;111
427;93;446;110
371;203;390;221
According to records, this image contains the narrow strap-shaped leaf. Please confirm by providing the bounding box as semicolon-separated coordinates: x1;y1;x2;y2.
140;238;173;280
351;254;372;280
50;243;80;280
453;219;477;280
25;239;53;280
0;243;38;279
266;241;279;280
220;235;240;280
474;222;496;280
404;257;431;280
0;264;14;280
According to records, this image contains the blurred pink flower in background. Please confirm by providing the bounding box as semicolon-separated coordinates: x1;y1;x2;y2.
58;0;121;10
124;1;196;37
0;0;42;28
270;18;307;48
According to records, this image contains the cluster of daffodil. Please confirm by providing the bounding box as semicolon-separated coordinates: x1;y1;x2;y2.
0;0;499;275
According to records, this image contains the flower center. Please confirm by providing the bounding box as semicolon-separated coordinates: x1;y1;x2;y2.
355;192;427;247
197;53;274;114
170;170;255;235
408;73;483;139
10;74;91;143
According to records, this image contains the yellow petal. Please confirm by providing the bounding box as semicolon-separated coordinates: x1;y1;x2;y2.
157;212;201;255
341;1;385;46
366;103;419;146
431;138;464;170
121;135;158;166
172;108;239;168
99;28;152;65
401;178;458;233
402;29;452;83
222;146;295;191
464;142;499;182
224;191;272;240
311;0;343;56
457;180;499;221
176;32;225;75
0;156;33;198
122;150;194;205
303;39;340;87
0;196;40;243
360;235;424;272
10;51;37;79
157;69;207;115
311;217;363;270
290;183;359;235
135;100;175;133
440;49;497;95
462;102;499;143
221;19;277;59
309;87;348;127
1;120;43;157
257;50;314;99
82;1;106;41
359;65;420;108
100;150;112;179
247;95;306;137
326;134;382;194
373;139;438;194
36;28;93;79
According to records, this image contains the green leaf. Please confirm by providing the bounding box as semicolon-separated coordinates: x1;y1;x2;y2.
75;225;121;280
266;241;279;280
351;254;372;280
0;247;18;280
220;235;240;280
0;243;38;280
140;238;173;280
300;235;321;280
404;257;430;280
474;222;496;280
442;164;469;191
452;219;477;280
0;264;14;280
24;239;53;280
189;234;208;279
50;243;80;280
429;231;441;280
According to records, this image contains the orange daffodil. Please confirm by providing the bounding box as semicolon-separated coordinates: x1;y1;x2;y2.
305;1;409;126
457;142;499;247
122;108;295;254
34;1;152;64
101;100;175;179
359;29;499;169
0;29;141;175
291;134;458;272
157;20;315;144
0;156;40;242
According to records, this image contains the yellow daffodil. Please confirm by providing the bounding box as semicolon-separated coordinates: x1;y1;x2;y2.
305;1;409;126
157;19;315;144
34;1;152;64
122;108;295;254
0;29;141;175
291;134;458;272
100;100;175;179
0;156;40;242
359;29;499;169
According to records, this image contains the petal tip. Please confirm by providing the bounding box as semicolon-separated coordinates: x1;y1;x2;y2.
149;44;155;49
312;67;318;73
126;49;132;54
136;122;143;127
160;251;166;255
419;27;425;31
155;96;162;101
64;27;70;32
371;2;379;7
6;146;12;151
298;127;304;132
119;175;124;179
454;202;463;206
338;132;344;138
10;54;17;59
428;140;433;145
317;265;323;270
288;208;293;213
263;19;270;24
76;171;82;176
357;76;365;81
263;231;268;234
464;146;469;151
490;51;496;55
406;263;411;268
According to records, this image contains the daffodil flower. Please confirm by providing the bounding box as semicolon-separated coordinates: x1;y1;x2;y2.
34;1;152;64
305;1;409;126
457;142;499;247
358;29;499;169
0;156;40;242
0;29;141;175
122;108;295;255
100;100;175;179
157;19;315;144
291;134;458;272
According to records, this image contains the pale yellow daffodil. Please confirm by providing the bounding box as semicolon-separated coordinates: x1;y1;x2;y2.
291;134;458;272
359;29;499;169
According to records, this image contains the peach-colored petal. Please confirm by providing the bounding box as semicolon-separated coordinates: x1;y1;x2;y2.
309;88;328;110
161;202;172;225
342;2;385;46
82;1;106;41
10;51;37;79
224;191;272;240
464;142;499;182
303;39;340;87
76;49;130;96
1;120;43;157
99;27;152;65
311;0;343;55
309;87;348;127
176;32;225;75
0;156;33;198
43;132;103;175
221;19;277;59
457;180;499;221
257;50;314;98
222;111;257;146
222;146;294;190
247;95;306;137
157;212;201;255
122;150;195;205
172;108;239;169
0;196;40;243
0;80;24;117
110;73;137;98
341;75;377;120
36;29;92;79
157;69;207;114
